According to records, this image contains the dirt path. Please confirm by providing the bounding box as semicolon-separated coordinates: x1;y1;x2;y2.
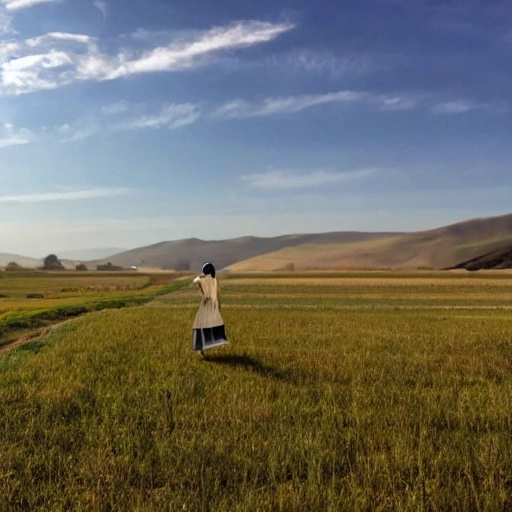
0;320;74;358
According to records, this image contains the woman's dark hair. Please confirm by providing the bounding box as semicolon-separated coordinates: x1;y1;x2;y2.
202;262;216;278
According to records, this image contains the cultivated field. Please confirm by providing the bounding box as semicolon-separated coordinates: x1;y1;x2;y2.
1;270;512;511
0;270;188;352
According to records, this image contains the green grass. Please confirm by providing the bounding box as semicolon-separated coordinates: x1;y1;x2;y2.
0;272;192;347
1;272;512;510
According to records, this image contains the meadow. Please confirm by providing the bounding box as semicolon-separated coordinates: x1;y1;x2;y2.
1;270;512;511
0;270;189;351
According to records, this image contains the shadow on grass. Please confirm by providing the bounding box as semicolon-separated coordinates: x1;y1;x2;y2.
203;353;292;381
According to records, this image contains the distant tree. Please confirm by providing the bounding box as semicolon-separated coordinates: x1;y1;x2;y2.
75;263;87;271
96;262;122;271
43;254;64;270
5;261;20;271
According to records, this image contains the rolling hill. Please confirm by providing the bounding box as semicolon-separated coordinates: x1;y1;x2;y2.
88;212;512;271
0;253;42;268
450;246;512;271
89;232;400;271
228;213;512;271
4;212;512;272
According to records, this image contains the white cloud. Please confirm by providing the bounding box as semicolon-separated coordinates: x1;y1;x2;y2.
105;20;295;79
26;32;93;47
58;123;100;142
213;90;418;118
0;10;14;34
377;95;418;110
94;0;106;18
0;123;32;147
0;20;295;95
0;135;29;147
56;102;200;142
214;91;367;118
2;0;57;10
118;103;200;130
263;50;377;78
0;41;20;60
0;187;131;202
101;100;129;115
431;100;486;114
241;168;376;189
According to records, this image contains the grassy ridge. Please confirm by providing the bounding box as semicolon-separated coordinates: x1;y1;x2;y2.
1;273;512;510
0;273;191;347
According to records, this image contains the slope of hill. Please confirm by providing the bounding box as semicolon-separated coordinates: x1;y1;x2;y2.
228;213;512;271
4;212;512;272
0;253;42;268
90;232;401;271
450;246;512;271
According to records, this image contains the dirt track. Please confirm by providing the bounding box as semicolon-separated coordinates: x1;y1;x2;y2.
0;320;75;358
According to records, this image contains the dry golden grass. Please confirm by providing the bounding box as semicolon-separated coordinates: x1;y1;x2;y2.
1;271;512;510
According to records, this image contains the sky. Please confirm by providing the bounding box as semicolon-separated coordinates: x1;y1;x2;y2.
0;0;511;257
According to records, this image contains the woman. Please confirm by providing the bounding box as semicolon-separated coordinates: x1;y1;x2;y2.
192;262;228;353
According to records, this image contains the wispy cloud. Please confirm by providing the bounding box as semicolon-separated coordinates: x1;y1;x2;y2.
93;0;106;18
431;100;506;114
0;20;295;95
0;136;29;147
0;9;14;34
26;31;93;46
213;90;418;118
105;20;295;79
0;187;131;203
101;100;129;115
241;168;376;190
57;102;201;142
0;123;32;147
1;0;57;10
57;123;100;142
117;103;201;130
377;95;418;111
214;91;367;118
267;49;377;78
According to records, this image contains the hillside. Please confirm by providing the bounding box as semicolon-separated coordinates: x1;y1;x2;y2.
0;253;42;268
4;212;512;272
229;213;512;271
90;232;400;271
450;246;512;271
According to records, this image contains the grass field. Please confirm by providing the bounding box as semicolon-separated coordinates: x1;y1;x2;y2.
1;270;512;511
0;270;190;350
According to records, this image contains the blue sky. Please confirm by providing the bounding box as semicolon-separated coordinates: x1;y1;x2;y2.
0;0;511;256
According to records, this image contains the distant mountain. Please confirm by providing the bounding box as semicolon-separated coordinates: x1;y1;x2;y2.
0;253;42;268
450;246;512;271
57;248;127;261
228;213;512;271
5;212;512;272
89;232;401;271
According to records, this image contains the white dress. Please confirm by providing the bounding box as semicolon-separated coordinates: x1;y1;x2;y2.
192;274;228;351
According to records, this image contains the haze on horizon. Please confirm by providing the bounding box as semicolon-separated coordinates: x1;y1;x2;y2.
0;0;511;257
